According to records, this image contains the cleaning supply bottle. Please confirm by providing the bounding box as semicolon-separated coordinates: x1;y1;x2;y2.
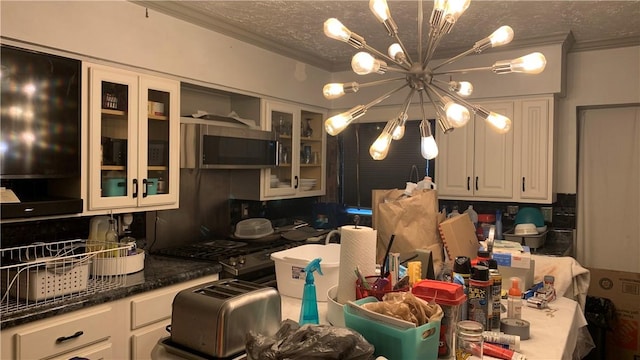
507;277;523;319
495;209;503;240
299;258;323;325
464;205;479;229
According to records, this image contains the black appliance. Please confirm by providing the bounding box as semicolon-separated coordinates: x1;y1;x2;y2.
154;238;306;286
180;122;278;169
0;45;81;179
0;45;83;219
101;137;127;166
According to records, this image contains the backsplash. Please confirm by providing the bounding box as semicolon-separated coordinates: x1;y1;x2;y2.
1;213;146;249
439;193;577;231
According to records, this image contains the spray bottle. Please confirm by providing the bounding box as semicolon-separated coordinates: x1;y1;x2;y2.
299;258;323;325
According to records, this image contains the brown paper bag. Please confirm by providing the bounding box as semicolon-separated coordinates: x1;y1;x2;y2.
372;189;445;273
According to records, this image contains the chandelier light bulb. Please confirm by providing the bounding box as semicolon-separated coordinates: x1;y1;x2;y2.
388;43;406;63
352;52;386;75
392;118;406;140
420;120;439;159
444;0;471;21
323;82;359;100
325;105;366;136
421;135;439;159
510;52;547;74
443;97;470;128
449;81;473;97
489;26;514;47
369;119;397;160
323;83;345;99
369;0;391;22
323;18;351;42
484;111;512;134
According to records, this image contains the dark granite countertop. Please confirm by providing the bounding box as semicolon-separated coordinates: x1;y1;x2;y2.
1;254;221;330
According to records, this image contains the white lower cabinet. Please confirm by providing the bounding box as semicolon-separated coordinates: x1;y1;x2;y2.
1;274;218;360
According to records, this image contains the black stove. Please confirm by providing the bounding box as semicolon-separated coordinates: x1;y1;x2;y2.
154;238;307;284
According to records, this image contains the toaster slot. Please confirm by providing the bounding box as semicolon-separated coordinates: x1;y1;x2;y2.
197;279;266;299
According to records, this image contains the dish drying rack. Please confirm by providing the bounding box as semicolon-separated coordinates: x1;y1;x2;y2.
1;239;130;317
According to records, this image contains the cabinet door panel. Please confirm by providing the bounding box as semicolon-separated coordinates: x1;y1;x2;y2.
436;122;474;197
474;101;514;198
131;320;170;360
89;67;139;210
518;99;550;200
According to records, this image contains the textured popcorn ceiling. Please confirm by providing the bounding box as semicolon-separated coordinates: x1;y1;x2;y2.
135;1;640;71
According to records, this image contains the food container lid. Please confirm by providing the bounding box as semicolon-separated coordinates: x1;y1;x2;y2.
478;214;496;223
234;218;274;239
412;279;466;305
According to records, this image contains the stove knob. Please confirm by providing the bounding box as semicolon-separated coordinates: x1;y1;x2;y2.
229;257;237;266
238;255;246;265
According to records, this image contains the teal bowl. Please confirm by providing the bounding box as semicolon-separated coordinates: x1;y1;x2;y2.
515;207;545;227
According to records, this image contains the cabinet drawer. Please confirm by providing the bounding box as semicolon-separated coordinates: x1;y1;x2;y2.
131;319;171;359
15;305;112;359
49;341;113;360
131;288;175;330
130;275;218;330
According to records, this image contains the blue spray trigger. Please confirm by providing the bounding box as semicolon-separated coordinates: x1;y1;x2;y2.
304;258;323;284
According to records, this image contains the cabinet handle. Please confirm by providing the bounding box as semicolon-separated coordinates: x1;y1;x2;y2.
142;178;148;198
475;176;479;191
522;177;526;192
133;178;138;198
467;177;470;191
294;176;299;189
56;330;84;344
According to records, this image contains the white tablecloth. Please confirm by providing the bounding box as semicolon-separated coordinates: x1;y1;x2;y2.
282;295;588;360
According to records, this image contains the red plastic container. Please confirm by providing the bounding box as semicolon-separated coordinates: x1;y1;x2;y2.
412;280;466;358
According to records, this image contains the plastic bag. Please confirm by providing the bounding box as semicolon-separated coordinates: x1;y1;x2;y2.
245;319;375;360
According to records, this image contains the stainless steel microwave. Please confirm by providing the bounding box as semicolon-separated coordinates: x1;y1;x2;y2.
181;121;277;169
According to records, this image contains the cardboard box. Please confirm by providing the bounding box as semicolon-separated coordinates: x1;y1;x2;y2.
438;213;479;260
492;246;532;269
588;268;640;359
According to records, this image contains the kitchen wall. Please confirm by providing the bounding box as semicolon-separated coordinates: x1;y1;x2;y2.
2;1;637;246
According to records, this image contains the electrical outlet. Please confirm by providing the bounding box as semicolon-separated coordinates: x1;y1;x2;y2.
241;203;249;218
541;207;553;222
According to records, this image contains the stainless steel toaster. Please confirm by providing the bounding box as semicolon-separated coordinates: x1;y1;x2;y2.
170;279;281;358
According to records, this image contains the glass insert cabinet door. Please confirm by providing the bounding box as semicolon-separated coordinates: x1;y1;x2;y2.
88;66;178;210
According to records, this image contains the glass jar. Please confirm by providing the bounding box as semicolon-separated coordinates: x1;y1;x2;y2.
455;320;484;359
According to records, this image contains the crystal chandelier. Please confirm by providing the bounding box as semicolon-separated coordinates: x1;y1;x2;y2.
322;0;547;160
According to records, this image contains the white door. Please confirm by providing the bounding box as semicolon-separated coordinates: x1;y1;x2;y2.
577;105;640;272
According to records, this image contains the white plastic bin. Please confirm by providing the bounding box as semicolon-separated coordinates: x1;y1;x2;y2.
271;244;340;300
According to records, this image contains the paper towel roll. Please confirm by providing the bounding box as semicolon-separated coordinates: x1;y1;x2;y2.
337;225;378;304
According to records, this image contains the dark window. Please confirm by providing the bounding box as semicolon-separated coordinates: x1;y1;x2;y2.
340;119;436;208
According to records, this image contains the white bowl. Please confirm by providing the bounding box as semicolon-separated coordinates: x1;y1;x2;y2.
514;223;538;235
326;285;345;326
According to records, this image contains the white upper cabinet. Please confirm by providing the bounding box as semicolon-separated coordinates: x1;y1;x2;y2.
87;64;180;213
436;96;555;203
230;99;327;200
514;97;555;203
437;101;514;200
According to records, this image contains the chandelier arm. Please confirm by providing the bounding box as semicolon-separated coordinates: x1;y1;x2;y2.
363;83;409;111
432;47;478;72
385;66;411;74
418;91;429;123
364;45;411;70
393;34;414;65
431;83;476;111
400;88;416;116
417;0;423;65
423;28;447;68
432;66;493;76
424;86;453;134
359;77;407;89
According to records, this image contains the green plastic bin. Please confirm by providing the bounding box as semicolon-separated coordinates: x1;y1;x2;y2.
344;296;441;360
